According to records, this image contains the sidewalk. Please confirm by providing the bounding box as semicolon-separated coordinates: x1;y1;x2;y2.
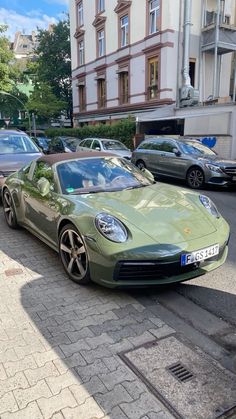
0;209;174;419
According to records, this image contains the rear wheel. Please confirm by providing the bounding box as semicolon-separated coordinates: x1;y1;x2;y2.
59;224;91;285
2;189;18;229
186;167;204;189
136;160;146;170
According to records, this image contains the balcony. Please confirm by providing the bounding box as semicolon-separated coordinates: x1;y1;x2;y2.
201;10;236;54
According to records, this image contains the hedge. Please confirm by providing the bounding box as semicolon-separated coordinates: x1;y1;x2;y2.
45;119;136;149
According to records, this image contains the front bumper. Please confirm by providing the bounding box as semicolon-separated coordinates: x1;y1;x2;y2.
205;169;236;186
87;224;230;288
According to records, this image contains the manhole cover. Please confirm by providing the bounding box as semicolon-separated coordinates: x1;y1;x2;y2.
4;268;23;277
120;336;236;419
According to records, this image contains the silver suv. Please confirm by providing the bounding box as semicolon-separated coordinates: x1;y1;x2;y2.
132;137;236;188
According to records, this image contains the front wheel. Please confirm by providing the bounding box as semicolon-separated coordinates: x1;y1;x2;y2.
186;167;204;189
2;189;18;229
59;224;91;285
136;160;146;170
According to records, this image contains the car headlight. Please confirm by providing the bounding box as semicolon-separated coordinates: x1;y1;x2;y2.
205;163;222;173
199;195;220;218
95;213;128;242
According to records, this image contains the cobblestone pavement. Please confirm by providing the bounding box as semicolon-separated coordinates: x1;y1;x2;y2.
0;208;175;419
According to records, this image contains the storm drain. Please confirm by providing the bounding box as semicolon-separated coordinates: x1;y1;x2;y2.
166;362;194;383
120;335;236;419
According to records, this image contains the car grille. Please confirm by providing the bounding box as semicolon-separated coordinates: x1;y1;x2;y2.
0;171;15;177
114;245;226;282
114;260;198;281
222;167;236;176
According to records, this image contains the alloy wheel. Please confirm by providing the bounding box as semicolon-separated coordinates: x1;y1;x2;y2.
59;227;89;283
3;190;17;228
187;168;204;189
136;160;146;170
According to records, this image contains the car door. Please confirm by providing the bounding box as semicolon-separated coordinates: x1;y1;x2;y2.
157;139;184;178
91;139;101;151
21;161;59;246
145;139;165;175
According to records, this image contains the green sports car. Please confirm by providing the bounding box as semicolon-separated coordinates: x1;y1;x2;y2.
2;152;230;288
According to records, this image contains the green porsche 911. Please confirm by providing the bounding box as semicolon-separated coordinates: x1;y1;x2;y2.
2;152;230;288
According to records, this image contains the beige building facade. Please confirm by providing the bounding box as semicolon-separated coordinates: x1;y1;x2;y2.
69;0;236;158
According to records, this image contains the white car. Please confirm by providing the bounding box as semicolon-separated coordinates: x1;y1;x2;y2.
76;138;132;160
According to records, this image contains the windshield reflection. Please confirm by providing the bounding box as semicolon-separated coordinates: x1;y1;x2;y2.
57;157;154;194
180;141;216;156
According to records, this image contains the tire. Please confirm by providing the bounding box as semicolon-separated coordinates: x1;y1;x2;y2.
136;160;146;170
59;223;91;285
2;189;18;229
186;167;205;189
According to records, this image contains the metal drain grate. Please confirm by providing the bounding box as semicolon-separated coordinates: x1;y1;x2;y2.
167;362;194;383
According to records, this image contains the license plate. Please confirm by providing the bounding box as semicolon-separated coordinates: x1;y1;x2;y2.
181;244;219;266
232;176;236;181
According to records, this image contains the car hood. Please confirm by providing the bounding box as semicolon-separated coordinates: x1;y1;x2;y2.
197;155;236;167
71;184;217;245
0;153;41;173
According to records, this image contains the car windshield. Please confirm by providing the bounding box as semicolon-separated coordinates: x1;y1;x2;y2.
180;141;216;156
102;140;128;151
57;157;153;194
0;133;39;154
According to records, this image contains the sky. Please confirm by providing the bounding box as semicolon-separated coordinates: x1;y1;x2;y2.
0;0;69;40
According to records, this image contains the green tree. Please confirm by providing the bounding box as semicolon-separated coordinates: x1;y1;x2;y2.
27;83;66;123
35;17;72;123
0;25;16;91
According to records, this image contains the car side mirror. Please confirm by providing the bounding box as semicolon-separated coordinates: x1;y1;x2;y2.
141;168;155;182
37;177;51;197
173;148;181;157
95;147;101;151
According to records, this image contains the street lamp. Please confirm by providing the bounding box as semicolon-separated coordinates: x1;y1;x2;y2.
0;91;31;135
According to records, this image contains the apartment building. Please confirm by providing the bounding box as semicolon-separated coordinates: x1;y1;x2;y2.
69;0;236;158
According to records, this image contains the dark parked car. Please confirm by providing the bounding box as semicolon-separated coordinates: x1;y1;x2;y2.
132;137;236;188
0;130;41;193
32;136;51;153
47;136;81;154
77;138;132;159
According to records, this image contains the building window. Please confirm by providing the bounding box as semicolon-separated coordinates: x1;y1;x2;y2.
120;15;129;47
119;72;129;104
97;0;105;13
148;57;159;99
78;39;84;66
149;0;160;34
79;85;86;111
97;29;105;57
97;79;106;108
189;59;196;87
77;1;84;26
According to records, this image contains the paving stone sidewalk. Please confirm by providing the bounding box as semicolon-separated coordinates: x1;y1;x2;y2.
0;208;175;419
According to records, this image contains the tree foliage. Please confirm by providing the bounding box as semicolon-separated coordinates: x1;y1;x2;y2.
35;17;72;120
27;83;66;122
0;25;17;92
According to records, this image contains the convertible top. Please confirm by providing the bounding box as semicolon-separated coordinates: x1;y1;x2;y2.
37;151;115;166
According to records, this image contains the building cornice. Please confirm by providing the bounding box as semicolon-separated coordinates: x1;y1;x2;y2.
114;0;132;14
74;28;85;39
92;15;107;27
